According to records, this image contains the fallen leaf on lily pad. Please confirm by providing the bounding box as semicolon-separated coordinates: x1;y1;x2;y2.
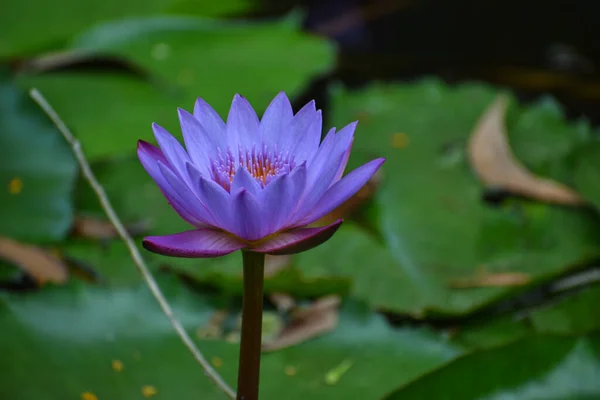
449;270;531;288
468;95;583;205
269;292;296;313
263;295;341;352
0;236;68;285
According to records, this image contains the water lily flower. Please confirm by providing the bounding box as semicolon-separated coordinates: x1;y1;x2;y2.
138;92;385;258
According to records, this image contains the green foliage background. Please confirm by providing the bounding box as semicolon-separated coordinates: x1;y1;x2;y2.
1;0;599;399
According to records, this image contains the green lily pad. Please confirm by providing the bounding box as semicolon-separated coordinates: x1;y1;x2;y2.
304;79;600;316
0;276;463;399
572;141;600;211
455;283;600;349
385;334;600;400
18;72;181;161
0;0;170;57
163;0;254;18
506;96;595;182
0;276;231;400
61;239;154;285
531;284;600;335
17;16;334;160
0;78;77;242
76;156;190;235
0;0;252;57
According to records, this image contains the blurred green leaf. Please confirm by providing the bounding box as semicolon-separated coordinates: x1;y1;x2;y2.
0;79;77;242
0;276;230;399
0;278;462;399
385;334;600;400
572;141;600;211
62;239;150;285
17;17;334;160
76;157;190;234
18;73;180;161
0;0;252;57
455;284;600;349
531;284;600;335
311;79;600;316
0;0;172;57
506;96;595;182
165;0;253;17
452;314;533;350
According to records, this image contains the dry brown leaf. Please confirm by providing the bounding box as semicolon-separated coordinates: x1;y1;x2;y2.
468;95;584;205
0;236;68;285
72;215;150;240
450;271;531;288
269;292;296;313
262;295;341;352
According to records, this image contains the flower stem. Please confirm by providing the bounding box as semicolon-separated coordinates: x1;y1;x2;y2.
237;251;265;400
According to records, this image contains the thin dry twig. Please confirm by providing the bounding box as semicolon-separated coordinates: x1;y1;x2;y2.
30;88;236;400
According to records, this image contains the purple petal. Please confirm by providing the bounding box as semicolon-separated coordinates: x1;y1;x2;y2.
250;219;343;255
138;140;168;172
260;91;293;147
231;189;264;241
297;158;385;226
311;121;356;167
178;108;221;173
227;94;259;148
261;174;291;235
286;102;322;163
138;141;206;227
231;166;262;197
308;122;356;187
159;162;217;226
332;138;353;184
198;177;235;231
261;162;307;232
290;123;356;224
152;123;192;181
143;229;246;258
287;162;308;215
193;97;227;137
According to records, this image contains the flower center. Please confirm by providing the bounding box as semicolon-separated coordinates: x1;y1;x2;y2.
210;144;295;191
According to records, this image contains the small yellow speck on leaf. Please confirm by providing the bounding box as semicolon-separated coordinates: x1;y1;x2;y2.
111;359;124;372
391;133;410;149
284;365;297;376
324;359;353;385
142;385;157;398
8;178;22;195
211;356;223;368
81;392;98;400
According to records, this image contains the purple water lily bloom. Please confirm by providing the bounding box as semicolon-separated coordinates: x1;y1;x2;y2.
138;92;385;257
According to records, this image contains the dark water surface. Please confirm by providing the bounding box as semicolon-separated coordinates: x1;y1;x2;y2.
260;0;600;125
